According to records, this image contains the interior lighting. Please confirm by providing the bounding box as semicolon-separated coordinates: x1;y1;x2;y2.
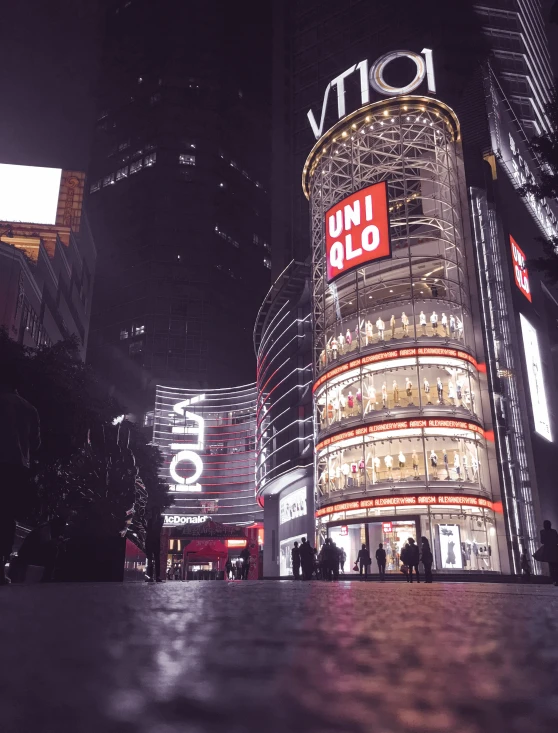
366;116;371;122
342;132;347;138
383;110;388;116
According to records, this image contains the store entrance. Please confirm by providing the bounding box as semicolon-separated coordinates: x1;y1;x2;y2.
328;518;419;573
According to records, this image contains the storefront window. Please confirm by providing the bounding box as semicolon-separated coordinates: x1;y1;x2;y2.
427;511;499;572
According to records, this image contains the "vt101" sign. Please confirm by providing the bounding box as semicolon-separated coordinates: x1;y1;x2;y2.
308;48;436;139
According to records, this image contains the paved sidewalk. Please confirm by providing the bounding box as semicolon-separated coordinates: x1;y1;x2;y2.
1;581;557;733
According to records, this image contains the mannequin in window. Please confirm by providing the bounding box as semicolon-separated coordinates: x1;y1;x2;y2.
471;390;476;413
356;387;362;414
381;382;388;408
339;391;347;421
463;386;471;410
419;311;427;335
462;453;470;481
456;378;463;406
430;449;438;478
423;377;431;404
365;319;374;345
430;311;438;334
331;395;340;424
345;328;352;350
327;401;334;425
371;454;381;483
412;450;420;478
456;316;464;339
448;381;456;405
364;381;376;414
471;454;479;480
331;337;339;360
443;450;449;479
334;463;341;490
347;390;355;415
350;461;358;487
341;462;350;488
376;317;385;341
359;457;366;486
449;314;456;337
453;452;460;480
441;312;448;335
338;331;345;355
437;377;443;404
320;349;327;369
393;380;400;406
384;454;393;479
405;377;413;404
390;314;396;338
401;312;409;336
398;450;406;477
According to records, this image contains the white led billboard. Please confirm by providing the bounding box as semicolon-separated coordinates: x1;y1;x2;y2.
520;314;552;441
0;163;62;225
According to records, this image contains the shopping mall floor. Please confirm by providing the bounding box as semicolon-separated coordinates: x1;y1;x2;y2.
2;581;557;733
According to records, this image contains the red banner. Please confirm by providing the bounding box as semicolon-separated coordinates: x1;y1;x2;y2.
316;493;497;517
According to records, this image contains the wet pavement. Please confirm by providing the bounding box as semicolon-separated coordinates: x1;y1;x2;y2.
1;580;558;733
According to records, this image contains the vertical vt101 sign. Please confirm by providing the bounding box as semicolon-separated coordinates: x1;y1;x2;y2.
169;394;205;492
326;181;391;282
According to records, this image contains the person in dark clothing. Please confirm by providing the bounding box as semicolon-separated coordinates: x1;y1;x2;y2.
225;557;233;580
145;506;164;582
320;538;335;580
240;546;251;579
401;537;420;582
519;544;531;582
299;537;314;580
0;366;40;585
375;543;387;581
339;547;346;574
420;536;433;583
291;541;301;579
539;520;558;586
357;544;371;579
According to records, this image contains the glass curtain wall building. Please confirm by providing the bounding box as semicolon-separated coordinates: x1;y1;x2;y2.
304;96;505;573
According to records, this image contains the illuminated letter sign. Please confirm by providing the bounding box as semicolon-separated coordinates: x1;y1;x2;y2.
520;315;552;441
307;48;436;139
326;182;391;282
169;394;206;491
510;235;531;302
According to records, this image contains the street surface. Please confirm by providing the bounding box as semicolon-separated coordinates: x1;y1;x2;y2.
1;581;557;733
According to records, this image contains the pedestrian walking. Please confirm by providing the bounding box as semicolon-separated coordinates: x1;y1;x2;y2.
299;537;314;580
375;542;386;581
235;557;242;579
420;536;433;583
357;543;371;580
225;557;233;580
401;538;420;583
240;545;251;579
0;365;41;586
519;544;531;582
320;538;336;580
291;541;301;579
535;520;558;586
339;547;346;574
145;506;164;582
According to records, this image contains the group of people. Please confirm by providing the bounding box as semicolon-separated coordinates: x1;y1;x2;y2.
290;537;318;579
225;546;251;580
355;537;433;583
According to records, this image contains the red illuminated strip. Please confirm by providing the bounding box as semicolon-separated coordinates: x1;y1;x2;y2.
313;346;481;393
315;493;497;517
315;418;485;451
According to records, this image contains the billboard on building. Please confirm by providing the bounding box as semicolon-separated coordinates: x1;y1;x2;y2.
0;164;62;225
520;314;551;441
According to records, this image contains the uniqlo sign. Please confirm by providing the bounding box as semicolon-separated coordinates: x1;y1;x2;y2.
325;181;391;283
510;235;531;302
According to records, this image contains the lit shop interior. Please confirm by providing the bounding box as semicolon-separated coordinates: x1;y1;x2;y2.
315;352;481;433
318;503;499;573
316;421;488;499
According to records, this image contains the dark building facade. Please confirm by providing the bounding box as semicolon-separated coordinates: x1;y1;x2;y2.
271;0;558;574
87;0;271;413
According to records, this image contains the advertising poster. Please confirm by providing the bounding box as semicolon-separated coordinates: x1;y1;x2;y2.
438;524;463;570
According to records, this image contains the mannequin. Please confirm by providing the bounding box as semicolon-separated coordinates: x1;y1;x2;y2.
331;337;339;360
338;332;345;355
364;381;376;414
384;453;393;479
334;463;341;490
430;311;438;334
331;395;340;424
320;350;327;368
449;314;456;337
398;450;406;476
341;462;350;487
393;380;400;406
448;381;456;405
456;317;463;339
471;454;479;480
430;450;438;478
359;457;366;486
390;314;396;338
462;453;470;481
327;401;334;425
345;328;352;350
365;319;374;345
441;312;448;335
355;322;360;344
419;311;427;335
401;311;409;336
318;467;328;495
412;450;419;478
463;386;471;410
381;382;388;408
376;317;385;341
350;461;358;487
405;377;413;404
373;455;381;483
443;450;449;479
453;452;460;480
436;377;444;404
471;390;476;413
456;378;463;406
356;387;362;413
347;390;355;415
423;377;431;404
339;391;347;421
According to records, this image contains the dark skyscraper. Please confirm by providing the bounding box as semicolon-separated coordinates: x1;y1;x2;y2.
87;0;271;413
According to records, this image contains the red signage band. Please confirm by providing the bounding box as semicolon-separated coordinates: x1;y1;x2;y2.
315;493;497;518
313;346;479;393
326;181;392;283
510;235;531;303
315;418;485;452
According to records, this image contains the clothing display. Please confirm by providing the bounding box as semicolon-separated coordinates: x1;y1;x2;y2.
401;312;409;335
430;450;438;478
393;380;399;404
441;313;447;334
376;317;385;340
346;329;352;346
381;382;388;408
398;451;406;469
453;452;460;479
390;315;396;335
446;540;456;566
448;382;456;403
406;378;413;398
430;311;438;332
412;451;419;478
437;378;443;403
384;455;393;475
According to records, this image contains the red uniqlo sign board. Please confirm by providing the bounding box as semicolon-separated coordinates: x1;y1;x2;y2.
325;181;391;283
510;235;531;302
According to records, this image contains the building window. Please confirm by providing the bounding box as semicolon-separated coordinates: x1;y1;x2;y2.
143;411;154;427
263;242;270;252
133;324;145;336
129;159;143;175
150;92;161;105
103;173;115;187
263;258;271;270
116;166;128;181
179;154;196;166
89;180;101;193
145;142;156;152
129;340;143;356
120;329;129;340
144;153;156;167
178;169;193;182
